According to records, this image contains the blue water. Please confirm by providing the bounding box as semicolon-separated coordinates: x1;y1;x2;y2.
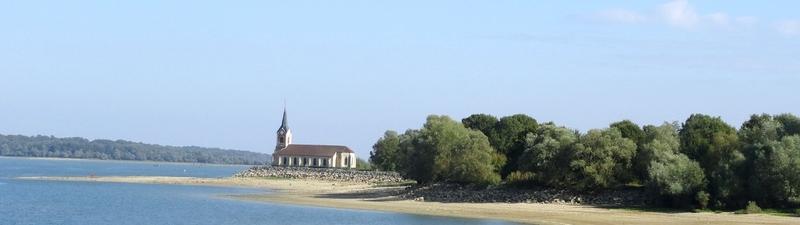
0;157;519;225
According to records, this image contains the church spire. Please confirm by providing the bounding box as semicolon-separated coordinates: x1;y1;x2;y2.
275;105;293;152
280;106;289;130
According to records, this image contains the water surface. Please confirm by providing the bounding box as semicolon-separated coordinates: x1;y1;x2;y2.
0;157;519;225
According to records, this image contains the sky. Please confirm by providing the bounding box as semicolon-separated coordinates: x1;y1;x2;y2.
1;0;798;157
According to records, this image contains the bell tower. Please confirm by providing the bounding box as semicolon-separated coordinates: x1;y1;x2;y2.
275;107;292;152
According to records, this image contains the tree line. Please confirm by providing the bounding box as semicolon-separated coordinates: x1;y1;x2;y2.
370;113;800;210
0;134;271;165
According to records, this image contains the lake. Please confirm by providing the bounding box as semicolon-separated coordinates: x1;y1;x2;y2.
0;157;519;225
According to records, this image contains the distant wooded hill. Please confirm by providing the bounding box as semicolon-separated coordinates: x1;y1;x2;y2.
0;134;271;165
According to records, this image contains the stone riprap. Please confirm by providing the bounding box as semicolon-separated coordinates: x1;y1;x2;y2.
235;166;405;184
236;167;646;206
399;183;648;206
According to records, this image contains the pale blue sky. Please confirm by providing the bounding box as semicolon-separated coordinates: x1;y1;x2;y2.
1;0;798;157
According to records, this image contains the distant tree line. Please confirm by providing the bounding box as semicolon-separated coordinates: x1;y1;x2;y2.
370;113;800;210
0;134;271;165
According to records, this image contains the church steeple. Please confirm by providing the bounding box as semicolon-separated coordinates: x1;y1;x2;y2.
275;107;293;152
280;107;289;131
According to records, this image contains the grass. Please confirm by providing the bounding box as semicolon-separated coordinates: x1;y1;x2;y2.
758;208;800;217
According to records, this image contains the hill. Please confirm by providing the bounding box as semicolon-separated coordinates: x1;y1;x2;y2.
0;134;270;165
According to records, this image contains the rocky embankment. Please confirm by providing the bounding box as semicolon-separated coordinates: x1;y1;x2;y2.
236;166;646;206
235;166;405;184
399;183;648;206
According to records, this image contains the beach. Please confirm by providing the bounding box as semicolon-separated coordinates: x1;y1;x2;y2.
17;176;800;225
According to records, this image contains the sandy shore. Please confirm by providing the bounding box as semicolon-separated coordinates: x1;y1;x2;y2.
18;176;800;225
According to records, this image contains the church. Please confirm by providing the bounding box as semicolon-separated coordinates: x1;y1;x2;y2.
271;108;357;168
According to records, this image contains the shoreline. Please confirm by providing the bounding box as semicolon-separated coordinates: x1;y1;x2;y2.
17;176;800;225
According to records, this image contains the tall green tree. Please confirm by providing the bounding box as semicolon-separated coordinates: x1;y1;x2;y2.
634;122;680;180
395;129;430;182
639;123;706;208
395;116;502;185
646;149;706;208
775;113;800;136
679;114;744;208
739;114;800;206
370;130;401;171
517;122;579;187
611;120;646;145
493;114;538;177
569;128;637;190
462;114;499;136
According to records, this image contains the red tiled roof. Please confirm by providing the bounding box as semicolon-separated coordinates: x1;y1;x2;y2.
274;144;354;157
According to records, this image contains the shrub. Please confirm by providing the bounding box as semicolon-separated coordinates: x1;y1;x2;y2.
695;191;710;209
794;208;800;217
743;201;762;214
506;171;536;187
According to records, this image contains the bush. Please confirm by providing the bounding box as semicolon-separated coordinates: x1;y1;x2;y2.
794;208;800;216
695;191;710;209
743;201;762;214
506;171;536;187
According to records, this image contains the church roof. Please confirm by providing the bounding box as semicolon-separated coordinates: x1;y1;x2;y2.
274;144;354;157
277;108;289;132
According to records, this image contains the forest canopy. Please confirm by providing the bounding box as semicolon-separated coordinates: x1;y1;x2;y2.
0;134;271;165
370;113;800;210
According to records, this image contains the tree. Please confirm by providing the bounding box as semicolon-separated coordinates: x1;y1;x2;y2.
356;158;373;170
517;122;578;187
679;114;744;208
395;129;430;182
394;115;502;185
739;114;800;206
646;150;706;208
611;120;645;145
634;122;680;181
493;114;538;177
640;123;706;207
423;115;501;185
370;131;401;171
775;113;800;136
569;128;637;190
462;114;498;136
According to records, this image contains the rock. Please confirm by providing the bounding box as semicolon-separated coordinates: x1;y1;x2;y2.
234;166;406;184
